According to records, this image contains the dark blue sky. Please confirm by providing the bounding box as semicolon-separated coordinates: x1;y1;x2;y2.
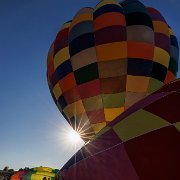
0;0;179;170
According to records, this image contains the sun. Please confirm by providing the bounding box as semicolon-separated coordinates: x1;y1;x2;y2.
54;121;85;151
67;129;82;144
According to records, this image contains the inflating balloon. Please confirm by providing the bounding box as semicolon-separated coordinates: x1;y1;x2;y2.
47;0;179;141
10;167;58;180
56;78;180;180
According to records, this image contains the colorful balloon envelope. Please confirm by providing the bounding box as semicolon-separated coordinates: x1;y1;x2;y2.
56;79;180;180
47;0;179;141
10;171;27;180
10;167;58;180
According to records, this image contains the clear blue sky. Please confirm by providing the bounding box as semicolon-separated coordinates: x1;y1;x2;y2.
0;0;179;170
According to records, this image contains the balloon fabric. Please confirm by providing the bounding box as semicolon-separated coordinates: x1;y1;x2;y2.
10;167;58;180
57;79;180;180
47;0;179;142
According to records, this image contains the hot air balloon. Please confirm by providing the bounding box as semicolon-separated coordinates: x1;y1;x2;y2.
10;170;26;180
10;167;58;180
47;0;179;142
56;78;180;180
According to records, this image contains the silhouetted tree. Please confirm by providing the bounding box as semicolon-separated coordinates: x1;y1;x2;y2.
3;167;8;172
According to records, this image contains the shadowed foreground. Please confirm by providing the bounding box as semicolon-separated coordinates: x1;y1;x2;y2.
57;79;180;180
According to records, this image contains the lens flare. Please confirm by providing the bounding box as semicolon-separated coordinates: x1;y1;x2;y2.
67;130;82;144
